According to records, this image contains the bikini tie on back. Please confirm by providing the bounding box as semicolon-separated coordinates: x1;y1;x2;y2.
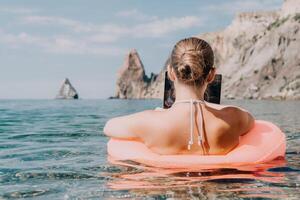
173;99;205;150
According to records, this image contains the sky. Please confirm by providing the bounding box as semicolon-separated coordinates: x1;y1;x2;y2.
0;0;283;99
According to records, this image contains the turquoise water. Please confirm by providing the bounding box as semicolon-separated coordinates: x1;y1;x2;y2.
0;99;299;199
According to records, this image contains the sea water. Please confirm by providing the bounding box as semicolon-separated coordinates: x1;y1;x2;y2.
0;99;299;199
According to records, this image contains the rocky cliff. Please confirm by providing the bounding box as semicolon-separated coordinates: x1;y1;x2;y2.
55;78;79;99
114;49;163;98
114;0;300;100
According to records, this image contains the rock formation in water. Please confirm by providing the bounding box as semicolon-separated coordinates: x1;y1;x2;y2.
114;0;300;100
55;78;79;99
114;49;161;99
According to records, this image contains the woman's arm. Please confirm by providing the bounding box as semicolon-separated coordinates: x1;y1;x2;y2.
103;110;157;140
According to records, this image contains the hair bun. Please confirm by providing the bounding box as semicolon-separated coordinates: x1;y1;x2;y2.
170;37;214;86
177;62;202;84
178;64;192;79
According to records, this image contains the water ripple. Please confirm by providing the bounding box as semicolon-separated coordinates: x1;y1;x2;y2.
0;99;299;199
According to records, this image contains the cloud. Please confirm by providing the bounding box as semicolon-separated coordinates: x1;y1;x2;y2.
0;30;45;47
22;14;202;39
201;0;282;14
115;9;158;21
7;10;202;55
0;30;124;56
87;34;119;43
132;16;202;37
0;6;38;14
22;15;97;32
48;36;123;55
94;15;202;38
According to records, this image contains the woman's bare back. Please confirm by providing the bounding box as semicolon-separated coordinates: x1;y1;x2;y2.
104;102;254;155
139;102;254;155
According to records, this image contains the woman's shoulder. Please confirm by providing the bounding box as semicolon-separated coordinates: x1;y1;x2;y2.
205;102;252;119
205;101;242;111
131;109;175;131
205;102;255;136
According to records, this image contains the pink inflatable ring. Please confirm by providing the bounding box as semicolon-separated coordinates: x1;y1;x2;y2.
107;120;286;168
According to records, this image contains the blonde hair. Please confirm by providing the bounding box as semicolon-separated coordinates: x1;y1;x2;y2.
170;37;214;86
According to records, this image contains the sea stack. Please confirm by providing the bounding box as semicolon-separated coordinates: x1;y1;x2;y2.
114;49;162;99
55;78;79;99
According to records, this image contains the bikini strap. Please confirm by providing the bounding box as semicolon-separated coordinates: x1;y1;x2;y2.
174;99;205;150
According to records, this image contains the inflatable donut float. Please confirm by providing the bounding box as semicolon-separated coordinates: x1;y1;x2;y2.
107;120;286;168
